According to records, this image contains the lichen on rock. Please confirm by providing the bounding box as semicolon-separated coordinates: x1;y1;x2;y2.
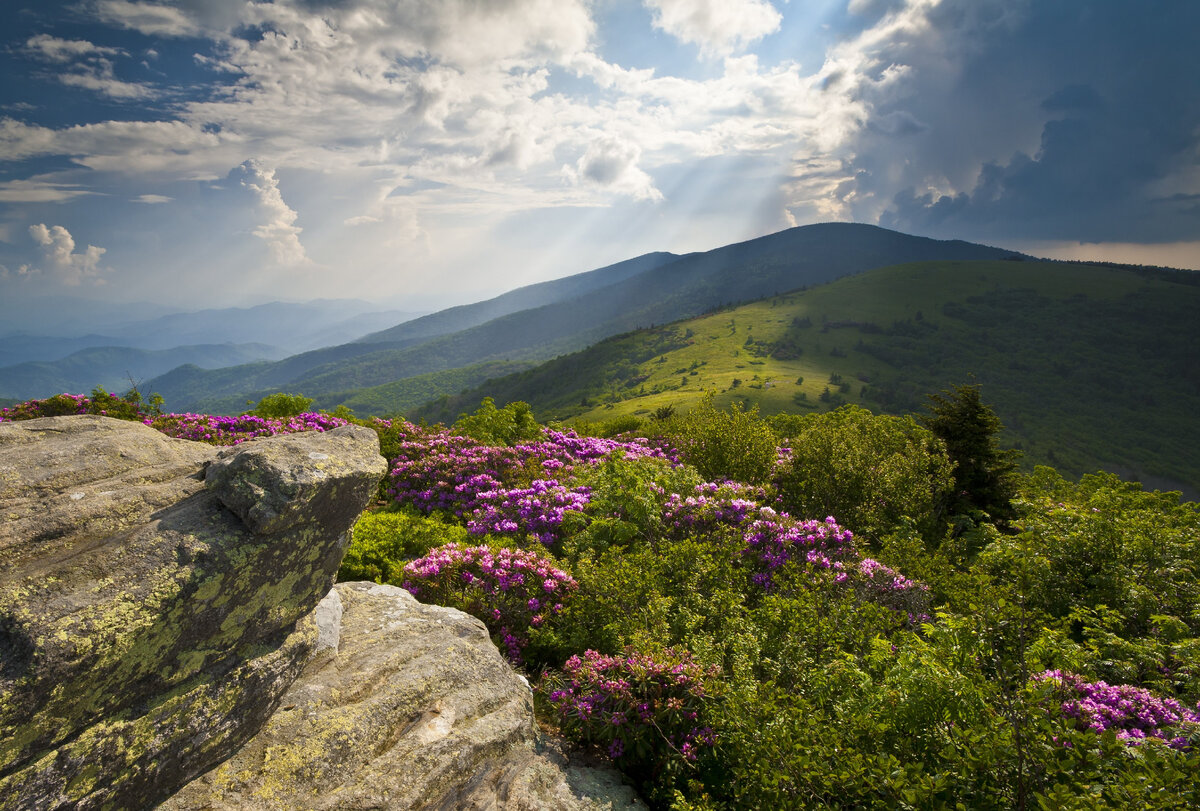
0;416;386;811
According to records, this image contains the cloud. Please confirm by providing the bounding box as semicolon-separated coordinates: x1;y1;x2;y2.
91;0;206;37
644;0;782;56
803;0;1200;245
24;33;153;100
133;193;172;204
0;118;228;176
0;179;98;203
26;223;107;285
233;160;309;266
24;34;127;63
564;136;663;201
58;59;155;100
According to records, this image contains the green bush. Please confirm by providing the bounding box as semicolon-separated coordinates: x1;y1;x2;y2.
774;405;954;546
661;395;778;485
337;508;470;584
452;396;542;445
247;392;315;418
0;387;163;422
979;468;1200;696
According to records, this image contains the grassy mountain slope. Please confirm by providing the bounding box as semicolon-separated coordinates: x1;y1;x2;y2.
148;224;1019;412
413;260;1200;496
0;343;283;400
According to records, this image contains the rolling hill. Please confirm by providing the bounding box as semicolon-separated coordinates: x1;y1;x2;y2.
411;260;1200;498
146;224;1021;413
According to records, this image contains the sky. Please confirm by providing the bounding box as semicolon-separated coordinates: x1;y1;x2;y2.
0;0;1197;315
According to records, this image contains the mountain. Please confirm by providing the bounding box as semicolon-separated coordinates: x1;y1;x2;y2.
0;300;424;368
410;259;1200;498
146;224;1022;413
355;251;681;346
0;343;285;400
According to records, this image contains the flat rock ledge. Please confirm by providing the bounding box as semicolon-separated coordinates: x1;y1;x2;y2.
0;416;387;811
162;582;646;811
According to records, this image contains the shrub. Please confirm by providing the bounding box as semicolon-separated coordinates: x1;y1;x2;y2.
338;509;470;584
150;411;347;444
544;648;719;801
247;392;315;418
774;405;954;546
1034;669;1200;748
662;395;778;485
0;388;162;423
401;542;576;663
452;396;542;445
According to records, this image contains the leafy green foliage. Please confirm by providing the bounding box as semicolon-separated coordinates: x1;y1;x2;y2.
332;397;1200;809
774;405;955;544
451;396;542;445
247;391;314;418
0;387;163;422
659;395;778;485
337;508;470;583
979;468;1200;696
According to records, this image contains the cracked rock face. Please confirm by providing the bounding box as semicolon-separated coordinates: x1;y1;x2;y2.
0;416;386;811
163;582;646;811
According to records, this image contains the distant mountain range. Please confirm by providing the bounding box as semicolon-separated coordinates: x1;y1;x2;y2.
0;300;424;399
0;343;285;400
0;299;424;366
143;224;1024;413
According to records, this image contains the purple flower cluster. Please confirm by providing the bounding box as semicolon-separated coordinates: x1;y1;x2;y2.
546;648;718;766
402;543;576;663
387;427;675;533
661;480;768;536
1035;669;1200;749
518;429;677;466
855;558;933;626
0;392;93;421
387;430;524;515
468;479;593;546
742;514;856;590
148;411;348;444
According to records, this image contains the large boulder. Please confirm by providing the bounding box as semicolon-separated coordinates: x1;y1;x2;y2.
163;582;645;811
0;416;387;811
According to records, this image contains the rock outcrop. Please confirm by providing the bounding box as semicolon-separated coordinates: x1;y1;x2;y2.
0;416;387;811
1;415;642;810
164;582;645;811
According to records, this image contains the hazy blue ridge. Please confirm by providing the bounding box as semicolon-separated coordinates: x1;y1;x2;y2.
0;343;284;400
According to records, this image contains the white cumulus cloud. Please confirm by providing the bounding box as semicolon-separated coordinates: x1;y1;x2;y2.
235;160;309;266
92;0;206;37
565;136;663;201
24;34;127;63
644;0;782;56
27;223;107;285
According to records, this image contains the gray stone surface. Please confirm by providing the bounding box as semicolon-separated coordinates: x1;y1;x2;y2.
163;582;645;811
0;416;386;811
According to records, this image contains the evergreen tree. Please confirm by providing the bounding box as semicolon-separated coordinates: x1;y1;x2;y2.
921;384;1021;525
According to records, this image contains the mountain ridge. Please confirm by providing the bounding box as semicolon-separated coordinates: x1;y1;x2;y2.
145;223;1022;412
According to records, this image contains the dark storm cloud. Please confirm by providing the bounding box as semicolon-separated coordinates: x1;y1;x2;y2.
850;1;1200;245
